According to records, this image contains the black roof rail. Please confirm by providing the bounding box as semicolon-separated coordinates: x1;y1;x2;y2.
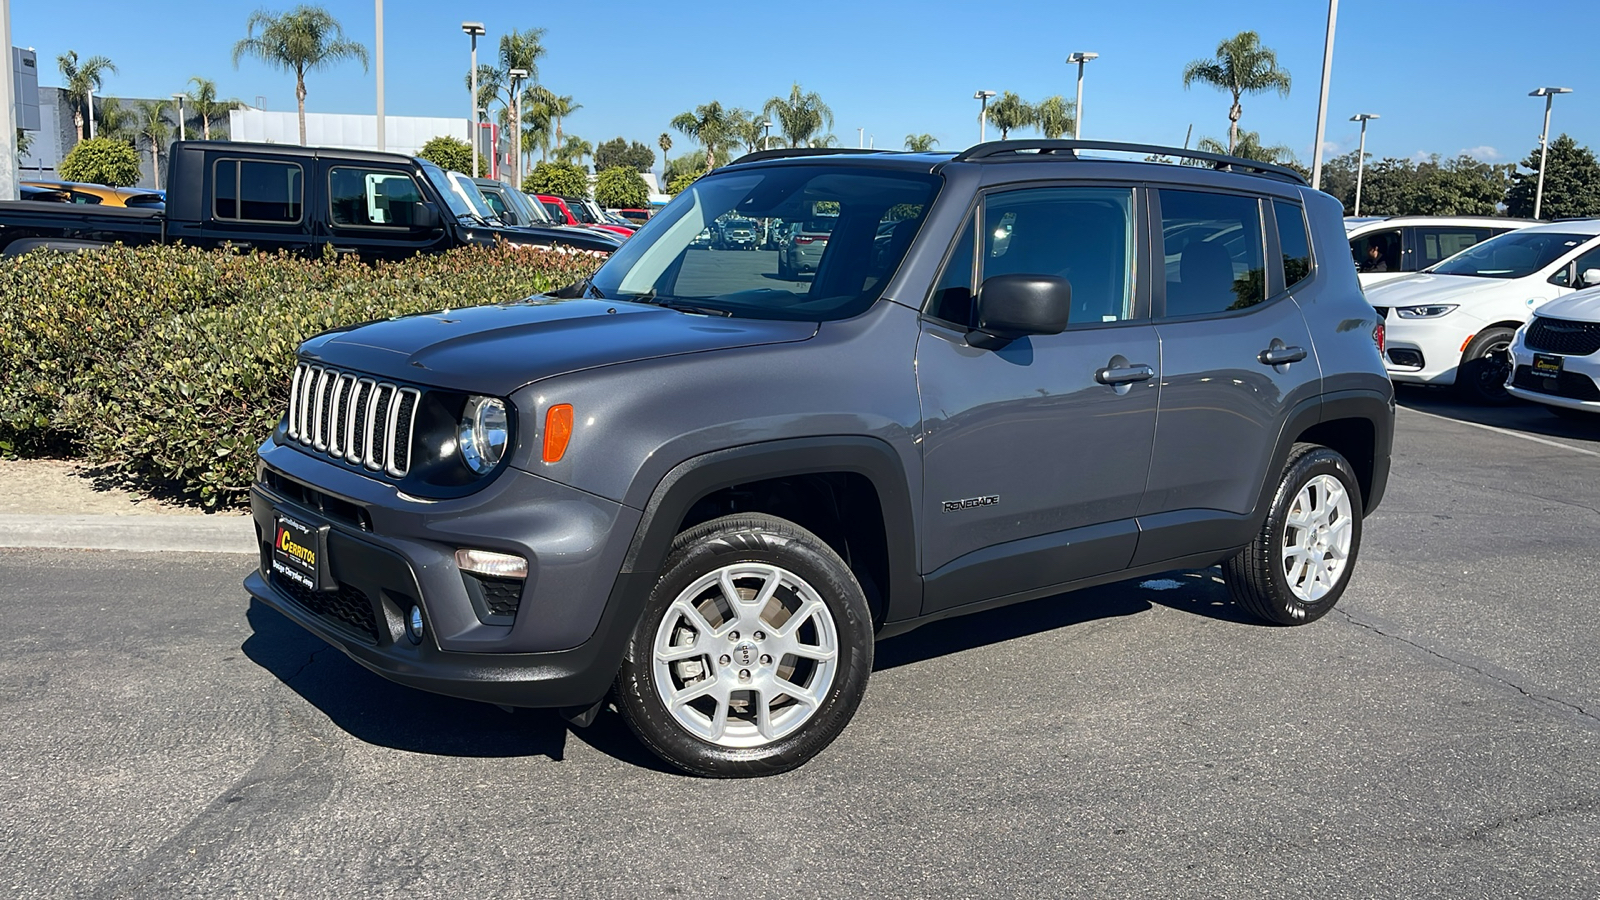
729;147;893;166
950;139;1309;186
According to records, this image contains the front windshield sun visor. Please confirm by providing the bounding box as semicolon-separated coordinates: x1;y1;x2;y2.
587;165;939;322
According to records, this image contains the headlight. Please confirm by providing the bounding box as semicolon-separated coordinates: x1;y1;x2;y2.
1394;304;1459;319
458;395;509;475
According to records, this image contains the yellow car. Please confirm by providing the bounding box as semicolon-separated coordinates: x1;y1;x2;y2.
21;180;164;208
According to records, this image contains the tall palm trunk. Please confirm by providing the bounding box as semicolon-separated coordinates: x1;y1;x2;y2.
1228;93;1242;154
295;67;308;146
73;110;84;143
151;146;161;190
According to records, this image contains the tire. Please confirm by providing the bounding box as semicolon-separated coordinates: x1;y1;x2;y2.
777;256;791;278
1456;326;1518;405
1224;444;1364;626
614;513;874;777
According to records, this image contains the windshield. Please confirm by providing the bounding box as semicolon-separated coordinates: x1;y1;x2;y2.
587;164;940;321
564;199;598;224
418;160;475;221
447;172;498;221
509;189;554;224
1430;230;1591;279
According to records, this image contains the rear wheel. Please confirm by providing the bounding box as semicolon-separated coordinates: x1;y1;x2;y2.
1224;444;1363;625
614;514;874;777
1456;326;1517;405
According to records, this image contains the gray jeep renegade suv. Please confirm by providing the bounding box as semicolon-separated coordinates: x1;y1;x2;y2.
247;140;1394;777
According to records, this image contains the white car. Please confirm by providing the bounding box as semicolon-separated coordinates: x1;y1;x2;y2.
1506;283;1600;418
1345;215;1536;289
1365;220;1600;402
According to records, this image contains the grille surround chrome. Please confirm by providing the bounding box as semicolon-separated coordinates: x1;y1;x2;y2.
286;363;422;478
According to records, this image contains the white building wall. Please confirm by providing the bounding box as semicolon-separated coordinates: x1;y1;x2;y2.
227;109;469;157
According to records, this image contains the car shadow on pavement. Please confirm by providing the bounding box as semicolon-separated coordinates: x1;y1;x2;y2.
873;569;1253;672
242;598;667;768
1396;384;1600;443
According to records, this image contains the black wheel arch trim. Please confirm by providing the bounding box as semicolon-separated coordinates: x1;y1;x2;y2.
618;436;923;625
1252;388;1394;529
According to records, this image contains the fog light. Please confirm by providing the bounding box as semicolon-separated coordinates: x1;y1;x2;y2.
455;548;528;579
407;605;425;644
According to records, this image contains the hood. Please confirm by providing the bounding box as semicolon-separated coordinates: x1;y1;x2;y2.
299;298;818;395
1363;272;1519;306
1532;284;1600;322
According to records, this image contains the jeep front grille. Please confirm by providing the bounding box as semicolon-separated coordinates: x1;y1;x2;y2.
286;362;421;478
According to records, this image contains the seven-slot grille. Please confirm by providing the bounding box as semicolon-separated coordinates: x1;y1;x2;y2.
286;363;422;478
1525;316;1600;357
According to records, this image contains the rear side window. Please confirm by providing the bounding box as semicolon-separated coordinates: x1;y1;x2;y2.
1415;226;1491;269
329;167;424;228
1273;200;1312;290
214;159;303;223
1351;228;1401;273
1160;189;1266;316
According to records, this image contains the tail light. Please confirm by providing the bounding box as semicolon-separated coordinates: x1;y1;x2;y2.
794;237;815;245
1373;321;1386;355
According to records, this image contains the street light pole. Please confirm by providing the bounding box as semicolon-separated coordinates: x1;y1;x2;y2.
1310;0;1338;189
1530;87;1572;220
761;120;772;151
858;126;863;149
509;67;528;190
1066;51;1097;139
974;89;996;143
86;83;95;139
1350;113;1378;216
375;0;385;152
462;22;485;178
172;93;186;141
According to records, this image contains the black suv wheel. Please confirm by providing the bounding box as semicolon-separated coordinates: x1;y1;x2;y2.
614;514;874;777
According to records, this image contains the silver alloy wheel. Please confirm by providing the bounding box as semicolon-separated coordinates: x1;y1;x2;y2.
1281;473;1354;602
652;563;839;748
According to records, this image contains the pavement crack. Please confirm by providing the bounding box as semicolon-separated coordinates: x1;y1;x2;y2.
1335;607;1600;730
281;644;333;686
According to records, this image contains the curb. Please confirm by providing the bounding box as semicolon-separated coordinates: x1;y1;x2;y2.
0;514;256;554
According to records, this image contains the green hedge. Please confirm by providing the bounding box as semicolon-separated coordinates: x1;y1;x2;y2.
0;242;603;506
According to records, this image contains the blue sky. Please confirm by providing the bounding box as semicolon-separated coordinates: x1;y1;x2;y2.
16;0;1597;172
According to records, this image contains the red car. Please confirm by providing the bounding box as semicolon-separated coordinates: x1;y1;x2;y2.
536;194;635;238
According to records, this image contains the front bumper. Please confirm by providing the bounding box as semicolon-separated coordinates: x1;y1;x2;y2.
244;438;648;708
1506;328;1600;412
1382;310;1491;386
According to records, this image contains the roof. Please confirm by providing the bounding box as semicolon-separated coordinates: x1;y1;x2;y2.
170;139;417;166
1345;215;1542;234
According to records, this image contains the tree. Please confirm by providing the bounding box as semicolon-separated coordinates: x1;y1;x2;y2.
134;100;171;189
1505;134;1600;220
594;137;655;172
595;166;650;209
56;51;117;143
658;132;672;173
16;129;31;157
763;82;833;148
1195;130;1294;165
1035;95;1076;139
58;136;140;186
904;133;938;152
186;76;242;141
94;98;137;145
1182;31;1291;154
418;135;486;175
986;92;1035;140
553;135;593;169
664;152;718;185
672;101;738;173
667;172;699;195
527;160;589;198
232;5;368;146
732;111;767;154
1415;155;1515;216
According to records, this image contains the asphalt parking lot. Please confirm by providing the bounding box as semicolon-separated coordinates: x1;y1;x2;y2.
3;389;1599;899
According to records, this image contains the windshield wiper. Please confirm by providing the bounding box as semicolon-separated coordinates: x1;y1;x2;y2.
621;290;733;317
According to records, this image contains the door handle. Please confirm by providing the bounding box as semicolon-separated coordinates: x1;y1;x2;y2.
331;246;359;255
1259;344;1308;366
1095;363;1156;386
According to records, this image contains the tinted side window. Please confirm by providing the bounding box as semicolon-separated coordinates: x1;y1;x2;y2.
926;213;976;326
1160;189;1266;316
213;159;303;223
1350;228;1401;274
982;186;1136;325
1416;227;1491;268
329;167;423;228
1273;200;1312;290
1551;247;1600;288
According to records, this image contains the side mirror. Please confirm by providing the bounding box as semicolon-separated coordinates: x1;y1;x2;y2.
411;202;442;230
967;273;1073;349
1581;268;1600;289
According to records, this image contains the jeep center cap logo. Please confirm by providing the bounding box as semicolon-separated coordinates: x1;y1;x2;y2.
733;642;759;667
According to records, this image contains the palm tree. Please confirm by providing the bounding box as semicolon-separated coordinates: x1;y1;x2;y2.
904;133;939;152
1196;130;1294;165
671;101;737;173
57;51;117;142
732;111;766;154
762;83;833;148
1182;31;1292;155
548;93;580;150
1035;96;1076;139
986;92;1035;140
658;132;672;180
232;5;368;146
95;98;137;145
186;77;242;141
134;100;171;189
553;135;592;169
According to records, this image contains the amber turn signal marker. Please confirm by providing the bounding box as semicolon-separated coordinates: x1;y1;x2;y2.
543;404;574;463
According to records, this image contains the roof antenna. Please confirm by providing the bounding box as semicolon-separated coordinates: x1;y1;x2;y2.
1182;124;1193;150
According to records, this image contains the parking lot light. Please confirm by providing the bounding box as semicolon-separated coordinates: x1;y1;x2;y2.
1529;87;1573;220
1066;52;1098;139
462;22;486;178
509;67;528;189
172;93;186;142
1349;113;1379;216
761;119;772;151
974;90;996;143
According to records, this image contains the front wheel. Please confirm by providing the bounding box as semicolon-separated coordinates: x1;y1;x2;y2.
614;514;874;777
1457;326;1518;405
1224;444;1364;625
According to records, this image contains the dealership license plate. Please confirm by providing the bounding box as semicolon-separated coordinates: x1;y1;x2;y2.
271;513;324;591
1533;353;1565;379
